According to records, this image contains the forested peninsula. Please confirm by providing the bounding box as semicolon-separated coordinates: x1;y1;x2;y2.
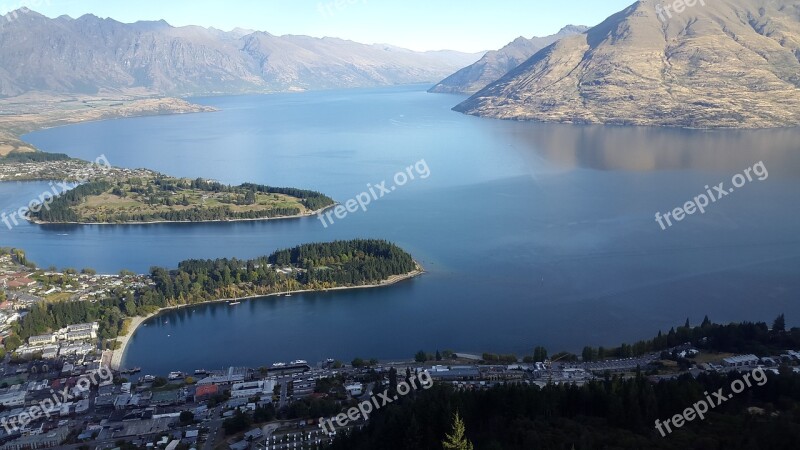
28;175;334;224
16;239;422;342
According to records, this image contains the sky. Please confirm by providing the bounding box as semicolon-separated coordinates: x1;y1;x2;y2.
1;0;636;52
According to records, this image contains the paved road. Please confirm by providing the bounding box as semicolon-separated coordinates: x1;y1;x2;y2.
202;406;224;450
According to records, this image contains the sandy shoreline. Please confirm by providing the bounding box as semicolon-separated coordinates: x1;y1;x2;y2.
110;264;424;370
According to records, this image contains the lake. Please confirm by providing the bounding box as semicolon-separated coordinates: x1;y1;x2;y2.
6;84;800;374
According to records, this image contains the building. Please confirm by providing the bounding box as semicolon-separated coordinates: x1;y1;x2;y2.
65;330;96;341
197;367;248;386
230;380;275;399
0;426;69;450
429;367;481;381
195;384;219;401
0;391;25;407
345;383;363;397
66;323;99;333
722;354;760;367
27;334;55;346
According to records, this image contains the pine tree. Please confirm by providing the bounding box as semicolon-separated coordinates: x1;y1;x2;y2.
442;412;473;450
773;313;786;332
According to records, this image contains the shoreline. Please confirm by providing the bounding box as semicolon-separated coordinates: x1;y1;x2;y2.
110;264;424;370
1;96;217;155
28;204;336;227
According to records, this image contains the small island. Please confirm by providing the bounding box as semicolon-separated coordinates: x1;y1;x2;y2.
28;173;334;224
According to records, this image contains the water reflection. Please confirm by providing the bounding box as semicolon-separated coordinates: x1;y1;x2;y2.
502;122;800;174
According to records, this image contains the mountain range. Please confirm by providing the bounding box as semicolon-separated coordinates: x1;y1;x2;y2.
454;0;800;128
428;25;589;94
0;8;481;97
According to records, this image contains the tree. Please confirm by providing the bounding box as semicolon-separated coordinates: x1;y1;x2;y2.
81;268;97;275
351;358;367;368
684;317;691;328
533;346;548;362
436;350;442;361
415;350;427;363
701;315;711;327
773;313;786;332
442;412;473;450
179;410;194;425
582;346;594;362
4;335;21;352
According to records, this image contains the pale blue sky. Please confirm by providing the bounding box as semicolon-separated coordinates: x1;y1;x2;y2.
3;0;636;52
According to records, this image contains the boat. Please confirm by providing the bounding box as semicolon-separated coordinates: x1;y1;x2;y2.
271;362;286;368
229;300;241;306
194;369;209;375
290;360;307;365
168;371;184;380
142;375;156;382
120;367;141;374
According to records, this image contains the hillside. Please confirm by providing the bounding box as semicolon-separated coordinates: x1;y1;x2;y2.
429;25;588;94
0;8;479;97
454;0;800;128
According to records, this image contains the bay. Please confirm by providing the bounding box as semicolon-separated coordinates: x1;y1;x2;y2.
4;84;799;374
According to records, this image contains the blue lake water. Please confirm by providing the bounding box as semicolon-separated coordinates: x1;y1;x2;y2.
4;84;799;374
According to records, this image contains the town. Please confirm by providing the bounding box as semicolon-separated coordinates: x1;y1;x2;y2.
0;246;798;450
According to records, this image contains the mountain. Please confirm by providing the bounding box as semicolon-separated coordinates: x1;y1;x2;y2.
0;9;480;97
429;25;589;94
455;0;800;129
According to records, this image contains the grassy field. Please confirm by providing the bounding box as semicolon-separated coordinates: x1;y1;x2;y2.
69;177;317;223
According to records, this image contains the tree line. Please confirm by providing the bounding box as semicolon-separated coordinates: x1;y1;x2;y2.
329;369;800;450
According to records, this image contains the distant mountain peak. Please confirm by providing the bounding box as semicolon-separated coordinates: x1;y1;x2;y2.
428;25;588;94
558;24;589;34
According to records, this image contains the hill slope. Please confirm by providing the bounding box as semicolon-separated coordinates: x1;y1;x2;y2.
429;25;588;94
455;0;800;128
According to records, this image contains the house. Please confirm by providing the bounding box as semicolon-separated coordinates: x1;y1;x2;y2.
722;354;759;367
345;383;363;397
229;440;249;450
244;428;263;440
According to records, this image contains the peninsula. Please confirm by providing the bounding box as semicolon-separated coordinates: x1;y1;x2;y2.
27;173;334;225
7;240;423;369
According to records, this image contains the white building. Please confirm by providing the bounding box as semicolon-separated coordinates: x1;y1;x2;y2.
230;379;276;399
65;330;96;341
722;354;760;367
28;334;56;346
0;391;25;407
345;383;363;397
